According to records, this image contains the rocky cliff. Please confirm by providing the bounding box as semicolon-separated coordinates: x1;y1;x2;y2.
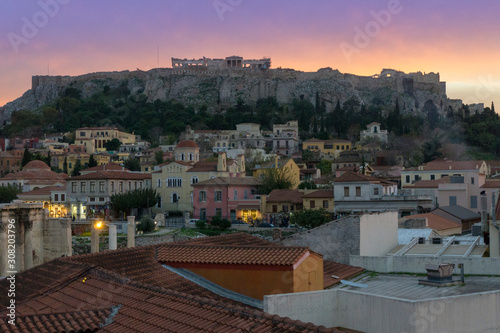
0;67;468;123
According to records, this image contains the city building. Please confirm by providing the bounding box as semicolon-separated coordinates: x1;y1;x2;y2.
0;160;66;192
75;127;136;154
360;122;388;142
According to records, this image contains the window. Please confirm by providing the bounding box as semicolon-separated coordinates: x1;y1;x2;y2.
470;195;478;209
310;200;315;208
157;197;162;208
430;175;435;180
323;200;328;208
215;190;222;202
80;132;85;137
471;177;475;185
199;191;207;202
157;179;161;188
128;182;131;191
244;190;248;199
405;175;410;183
273;205;278;213
344;187;349;197
200;208;206;220
172;193;178;203
414;175;419;181
111;181;115;192
99;181;105;193
61;194;65;201
374;188;379;196
90;182;95;193
215;208;222;217
54;194;59;201
119;181;123;192
134;181;137;190
356;187;361;197
233;190;238;200
167;177;182;187
80;182;86;192
191;176;198;185
449;196;457;206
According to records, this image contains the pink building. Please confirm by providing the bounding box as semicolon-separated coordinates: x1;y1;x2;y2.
192;177;262;222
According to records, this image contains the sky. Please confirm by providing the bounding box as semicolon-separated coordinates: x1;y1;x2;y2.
1;0;500;108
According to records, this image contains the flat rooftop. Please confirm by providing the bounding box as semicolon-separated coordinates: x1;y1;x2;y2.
388;244;487;257
335;273;500;301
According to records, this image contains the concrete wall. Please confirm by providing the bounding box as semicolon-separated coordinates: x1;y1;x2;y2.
279;215;360;264
359;211;398;257
350;255;500;275
265;288;500;333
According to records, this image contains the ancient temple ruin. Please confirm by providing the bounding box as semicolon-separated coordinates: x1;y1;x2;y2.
171;56;271;70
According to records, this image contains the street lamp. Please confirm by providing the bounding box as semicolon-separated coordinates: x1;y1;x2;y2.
91;220;117;252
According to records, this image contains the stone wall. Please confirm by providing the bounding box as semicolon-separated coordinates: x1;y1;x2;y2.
279;215;361;264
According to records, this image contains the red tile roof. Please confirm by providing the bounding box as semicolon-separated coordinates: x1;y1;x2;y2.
267;189;303;204
176;140;199;148
176;232;280;247
193;177;261;186
335;171;378;183
481;180;500;188
404;213;460;231
157;245;314;266
17;185;65;197
323;261;365;288
421;160;485;171
1;308;113;333
186;161;217;172
68;170;151;180
302;190;334;198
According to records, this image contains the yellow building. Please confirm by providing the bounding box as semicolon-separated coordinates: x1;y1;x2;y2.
252;156;301;189
17;185;68;218
303;138;352;158
301;190;334;212
75;127;136;154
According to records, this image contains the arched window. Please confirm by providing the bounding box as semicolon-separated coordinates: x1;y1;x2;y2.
191;176;199;184
171;193;179;203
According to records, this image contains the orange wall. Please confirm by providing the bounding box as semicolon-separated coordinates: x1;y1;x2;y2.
184;265;294;300
293;254;323;293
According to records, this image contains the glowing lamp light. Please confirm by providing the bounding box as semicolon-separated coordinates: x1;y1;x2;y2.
95;221;103;229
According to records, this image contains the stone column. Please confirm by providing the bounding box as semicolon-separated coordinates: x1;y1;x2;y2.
23;216;33;271
90;220;100;253
109;224;117;250
60;218;72;257
184;211;190;228
127;216;135;248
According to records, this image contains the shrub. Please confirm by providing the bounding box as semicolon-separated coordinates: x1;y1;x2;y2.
137;215;155;233
195;220;207;229
210;216;231;230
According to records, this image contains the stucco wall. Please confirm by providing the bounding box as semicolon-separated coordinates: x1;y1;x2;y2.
359;211;399;257
265;288;500;333
292;254;323;293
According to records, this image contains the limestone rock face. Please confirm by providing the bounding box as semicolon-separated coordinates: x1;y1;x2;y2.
0;67;463;123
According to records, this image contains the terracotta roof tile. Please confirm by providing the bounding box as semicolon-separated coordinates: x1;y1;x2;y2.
404;213;460;231
17;185;65;197
176;140;199;148
302;190;334;198
175;233;280;247
323;261;365;288
186;161;217;172
422;160;485;171
335;171;378;183
68;170;151;180
267;189;303;204
157;245;312;266
481;180;500;188
83;163;127;172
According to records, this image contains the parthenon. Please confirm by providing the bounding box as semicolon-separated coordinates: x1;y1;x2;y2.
171;56;271;70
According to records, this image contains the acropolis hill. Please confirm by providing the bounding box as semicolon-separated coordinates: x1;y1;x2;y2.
0;55;482;123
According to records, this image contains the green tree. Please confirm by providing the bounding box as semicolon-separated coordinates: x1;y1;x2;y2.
154;150;164;165
421;134;443;163
290;209;331;229
123;157;141;171
71;160;82;176
298;181;317;189
318;159;332;175
21;148;33;168
88;154;98;168
63;157;68;174
104;138;122;151
302;149;314;164
111;188;159;218
0;185;21;203
259;168;294;195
